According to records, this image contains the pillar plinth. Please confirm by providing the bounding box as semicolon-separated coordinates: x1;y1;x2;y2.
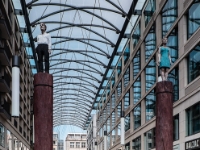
34;73;53;150
156;81;173;150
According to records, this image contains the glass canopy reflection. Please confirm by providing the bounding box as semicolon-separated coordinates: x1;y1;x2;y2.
23;0;136;129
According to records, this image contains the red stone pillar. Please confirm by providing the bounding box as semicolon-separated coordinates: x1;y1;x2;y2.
156;81;173;150
34;73;53;150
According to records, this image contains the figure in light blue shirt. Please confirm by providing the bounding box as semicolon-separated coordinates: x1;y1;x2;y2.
157;37;172;81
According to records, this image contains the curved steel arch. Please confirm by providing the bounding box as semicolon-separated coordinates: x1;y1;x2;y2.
53;108;90;115
50;61;104;75
53;119;85;126
52;48;109;57
54;112;88;118
34;21;117;32
51;68;101;77
50;50;108;65
54;115;87;123
53;105;90;113
53;82;98;90
53;75;100;83
30;3;121;31
52;38;112;56
53;122;84;128
53;101;92;108
48;29;114;46
54;92;95;100
53;77;98;90
54;98;92;105
54;88;96;96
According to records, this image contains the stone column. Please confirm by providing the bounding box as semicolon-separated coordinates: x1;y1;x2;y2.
34;73;53;150
156;81;173;150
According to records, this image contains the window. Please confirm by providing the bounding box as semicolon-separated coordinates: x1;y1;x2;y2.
0;124;5;147
133;77;141;104
111;93;115;109
145;89;156;121
187;0;200;38
162;0;177;36
76;142;80;148
186;102;200;136
134;104;141;130
124;42;130;65
145;25;156;62
117;102;122;118
117;59;122;76
124;67;130;88
112;111;116;128
125;114;130;131
117;81;122;98
145;59;156;92
117;124;121;138
107;117;110;132
188;45;200;83
132;22;141;48
144;0;156;26
124;91;130;110
81;142;86;148
111;129;116;146
70;142;74;148
107;134;111;149
168;67;179;101
6;130;12;150
132;136;141;150
111;73;115;88
125;142;130;150
133;50;141;79
145;128;156;150
173;114;179;141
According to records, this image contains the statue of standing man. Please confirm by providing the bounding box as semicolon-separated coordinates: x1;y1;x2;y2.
36;23;51;73
157;37;172;81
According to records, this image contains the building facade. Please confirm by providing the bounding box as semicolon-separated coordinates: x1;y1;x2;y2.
0;0;34;150
66;133;87;150
87;114;97;150
95;0;200;150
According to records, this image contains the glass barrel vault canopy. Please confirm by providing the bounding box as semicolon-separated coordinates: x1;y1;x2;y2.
25;0;134;129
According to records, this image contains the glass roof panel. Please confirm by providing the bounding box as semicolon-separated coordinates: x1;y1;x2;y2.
26;0;134;129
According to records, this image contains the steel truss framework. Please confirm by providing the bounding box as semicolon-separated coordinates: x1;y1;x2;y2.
25;0;136;129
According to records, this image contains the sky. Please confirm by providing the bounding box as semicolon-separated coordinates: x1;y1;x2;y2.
53;125;87;140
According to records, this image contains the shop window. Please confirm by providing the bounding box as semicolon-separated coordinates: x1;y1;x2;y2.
125;142;130;150
144;0;156;26
186;102;200;136
117;102;122;118
124;42;130;65
0;124;5;147
187;0;200;38
167;28;178;63
162;0;178;36
133;77;141;104
112;111;115;128
168;67;179;101
173;114;179;141
145;25;156;62
132;22;141;48
134;104;141;130
125;114;130;131
124;91;130;110
132;136;141;150
124;67;130;88
188;45;200;83
144;128;156;150
117;81;122;98
133;50;141;79
145;89;156;122
145;59;156;92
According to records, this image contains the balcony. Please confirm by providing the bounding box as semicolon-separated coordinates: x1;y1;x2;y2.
0;98;11;120
0;77;10;93
0;48;10;66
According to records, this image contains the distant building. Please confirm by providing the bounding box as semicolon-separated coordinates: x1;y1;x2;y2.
58;140;64;150
87;114;97;150
53;133;58;150
65;133;87;150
